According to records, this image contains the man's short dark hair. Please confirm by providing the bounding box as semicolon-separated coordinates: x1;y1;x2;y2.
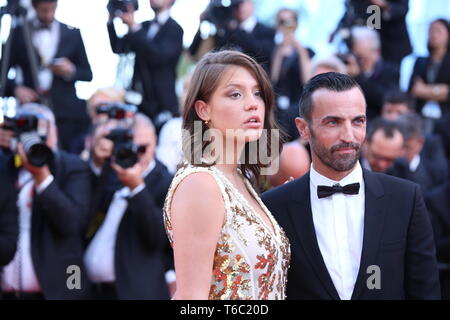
383;90;415;111
367;117;404;143
396;113;424;140
299;72;363;123
32;0;57;6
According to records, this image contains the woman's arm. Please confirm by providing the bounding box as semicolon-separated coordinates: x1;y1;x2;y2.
170;172;225;300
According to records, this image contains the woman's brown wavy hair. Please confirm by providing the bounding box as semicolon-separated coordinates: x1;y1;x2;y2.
182;50;283;183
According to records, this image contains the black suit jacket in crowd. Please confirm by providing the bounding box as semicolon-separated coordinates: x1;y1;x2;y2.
107;18;183;120
434;113;450;175
390;134;448;194
425;182;450;264
87;160;173;299
5;21;93;121
355;59;400;119
0;151;92;299
262;169;441;300
189;21;275;73
0;173;18;268
408;53;450;114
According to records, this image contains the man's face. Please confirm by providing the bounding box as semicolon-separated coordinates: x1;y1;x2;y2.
234;0;254;23
133;123;156;168
403;137;424;163
150;0;172;13
296;87;367;174
365;129;404;172
34;1;57;26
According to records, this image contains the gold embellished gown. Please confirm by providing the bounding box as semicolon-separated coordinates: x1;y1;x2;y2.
163;163;291;300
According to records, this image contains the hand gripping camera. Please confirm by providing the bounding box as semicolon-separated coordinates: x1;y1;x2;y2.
1;112;54;167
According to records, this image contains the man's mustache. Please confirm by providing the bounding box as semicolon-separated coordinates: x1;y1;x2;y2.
331;142;360;153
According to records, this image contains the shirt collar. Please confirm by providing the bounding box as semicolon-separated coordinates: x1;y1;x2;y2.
240;15;257;33
143;159;156;178
310;161;363;190
155;9;171;26
32;19;58;31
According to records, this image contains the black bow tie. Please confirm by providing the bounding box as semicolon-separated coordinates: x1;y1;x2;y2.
317;183;360;199
35;23;51;31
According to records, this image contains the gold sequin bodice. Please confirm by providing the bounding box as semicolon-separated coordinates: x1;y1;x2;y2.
163;163;291;300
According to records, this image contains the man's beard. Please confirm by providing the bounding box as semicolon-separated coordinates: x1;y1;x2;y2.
310;129;361;172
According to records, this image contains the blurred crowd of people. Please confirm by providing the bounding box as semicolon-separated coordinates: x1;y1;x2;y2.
1;0;450;299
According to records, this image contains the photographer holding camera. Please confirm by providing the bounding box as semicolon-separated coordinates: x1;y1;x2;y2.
0;103;92;300
1;0;93;152
106;0;183;128
189;0;275;73
84;113;174;299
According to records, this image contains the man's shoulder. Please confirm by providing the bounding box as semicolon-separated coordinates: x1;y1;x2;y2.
262;173;309;204
254;22;275;36
363;169;418;195
56;151;89;173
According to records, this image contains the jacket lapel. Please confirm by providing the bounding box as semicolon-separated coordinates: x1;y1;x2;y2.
351;169;386;299
288;173;340;300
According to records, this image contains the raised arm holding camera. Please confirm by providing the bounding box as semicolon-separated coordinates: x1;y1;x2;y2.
106;0;183;127
189;0;275;73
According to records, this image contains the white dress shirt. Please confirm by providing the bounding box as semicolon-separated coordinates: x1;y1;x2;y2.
2;170;54;293
309;162;365;300
147;9;170;39
240;15;257;33
32;19;60;91
84;160;155;283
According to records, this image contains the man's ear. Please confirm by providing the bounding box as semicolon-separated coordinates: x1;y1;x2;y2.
194;100;210;122
295;117;311;142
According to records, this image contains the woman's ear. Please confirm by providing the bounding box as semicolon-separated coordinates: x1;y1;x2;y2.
194;100;210;122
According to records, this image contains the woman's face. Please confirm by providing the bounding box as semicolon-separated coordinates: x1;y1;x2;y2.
429;21;449;50
197;66;266;144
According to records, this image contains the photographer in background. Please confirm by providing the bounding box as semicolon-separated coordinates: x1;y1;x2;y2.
0;103;92;300
106;0;183;129
189;0;275;73
345;26;400;119
2;0;93;152
0;171;18;271
331;0;411;67
84;113;174;300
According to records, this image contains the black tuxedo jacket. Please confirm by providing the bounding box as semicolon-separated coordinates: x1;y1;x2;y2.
88;160;173;299
189;21;275;73
0;172;18;267
0;151;92;299
6;21;92;121
107;18;183;119
262;169;440;299
425;182;450;263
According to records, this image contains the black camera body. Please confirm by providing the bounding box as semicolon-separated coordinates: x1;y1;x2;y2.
2;112;54;167
107;0;139;16
96;103;137;120
206;0;243;29
105;128;143;169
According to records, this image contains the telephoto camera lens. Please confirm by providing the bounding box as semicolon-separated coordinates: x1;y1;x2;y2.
19;132;54;167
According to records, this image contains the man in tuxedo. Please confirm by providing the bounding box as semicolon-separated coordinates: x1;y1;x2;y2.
262;72;440;299
189;0;275;73
107;0;183;127
0;103;92;300
390;113;448;193
84;114;173;300
4;0;93;151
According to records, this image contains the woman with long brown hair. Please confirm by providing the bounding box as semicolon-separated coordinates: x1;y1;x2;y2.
163;50;290;300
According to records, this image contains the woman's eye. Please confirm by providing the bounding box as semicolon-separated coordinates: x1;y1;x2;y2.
254;90;262;97
230;92;241;98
